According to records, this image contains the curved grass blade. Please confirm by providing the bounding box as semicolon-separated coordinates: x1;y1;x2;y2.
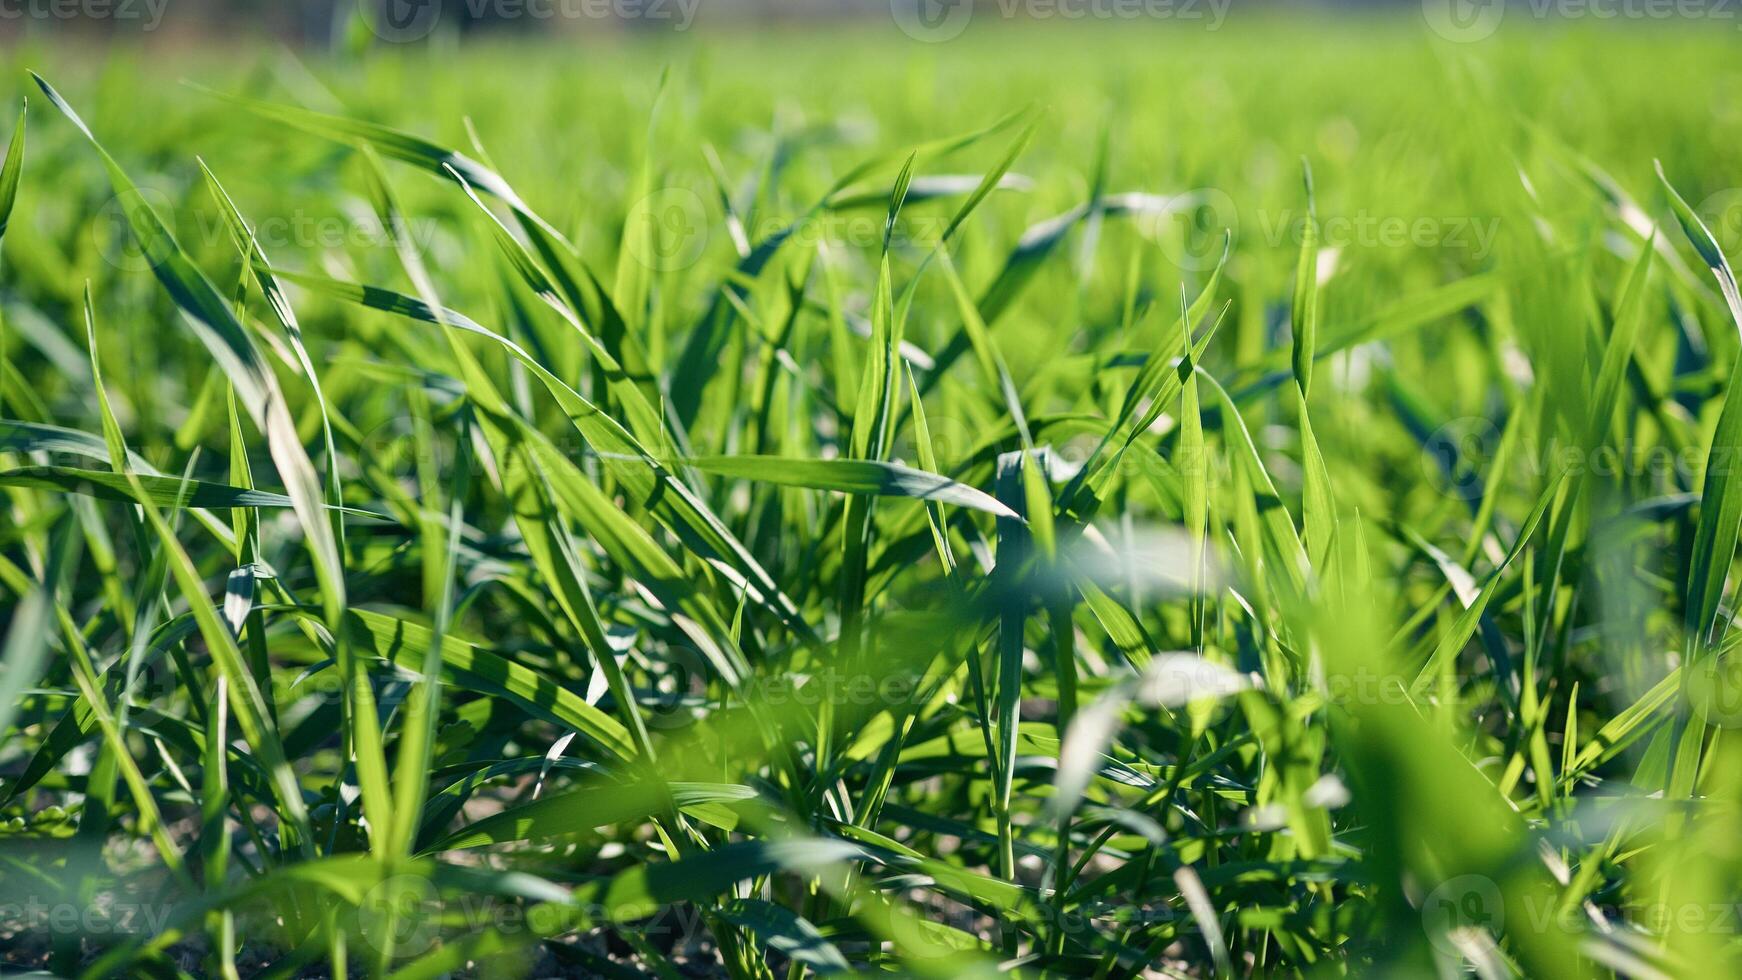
0;99;24;244
446;165;667;450
196;161;347;559
267;265;814;641
343;608;638;763
0;465;309;510
0;418;151;466
425;781;753;851
1659;163;1742;650
119;469;316;853
677;454;1017;519
1290;160;1320;401
1409;469;1564;693
32;73;346;628
1061;238;1230;518
0;507;67;748
1201;372;1308;597
717;898;852;976
199;86;556;238
599;838;873;922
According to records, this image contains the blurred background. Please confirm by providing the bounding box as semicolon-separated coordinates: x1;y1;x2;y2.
0;0;1526;45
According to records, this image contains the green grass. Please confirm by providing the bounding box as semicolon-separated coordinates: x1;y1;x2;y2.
5;19;1742;978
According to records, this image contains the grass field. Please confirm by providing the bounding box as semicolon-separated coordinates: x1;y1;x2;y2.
4;19;1742;978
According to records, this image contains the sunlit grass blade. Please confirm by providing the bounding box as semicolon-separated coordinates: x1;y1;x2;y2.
197;160;347;558
340;607;638;763
1659;164;1742;651
427;781;751;851
0;98;24;244
1290;160;1320;401
0;581;51;745
678;454;1017;518
1410;470;1563;693
32;73;347;628
0;464;336;510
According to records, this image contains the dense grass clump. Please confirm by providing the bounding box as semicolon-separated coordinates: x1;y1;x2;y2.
5;23;1742;978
